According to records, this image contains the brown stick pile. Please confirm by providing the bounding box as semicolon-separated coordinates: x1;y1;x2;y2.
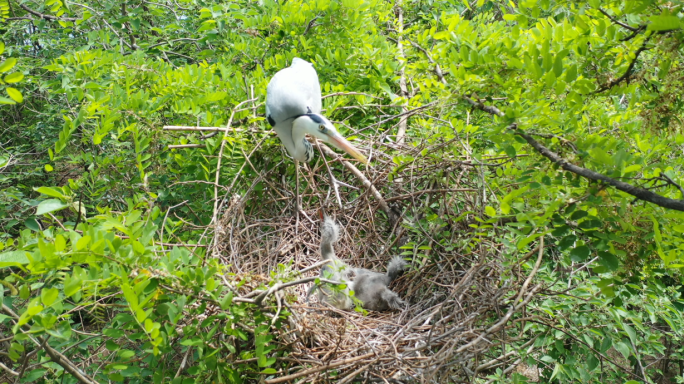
206;116;544;382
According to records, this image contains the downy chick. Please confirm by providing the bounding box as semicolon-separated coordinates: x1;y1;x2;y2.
316;216;354;310
351;256;408;311
313;216;408;311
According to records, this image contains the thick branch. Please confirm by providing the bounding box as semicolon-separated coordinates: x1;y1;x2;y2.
513;126;684;211
466;96;684;211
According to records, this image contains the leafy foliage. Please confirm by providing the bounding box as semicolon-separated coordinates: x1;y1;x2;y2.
1;0;684;382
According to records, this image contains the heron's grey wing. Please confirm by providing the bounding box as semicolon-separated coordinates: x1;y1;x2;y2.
266;58;322;125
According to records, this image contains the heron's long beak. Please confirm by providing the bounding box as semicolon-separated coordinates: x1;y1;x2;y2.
327;133;368;164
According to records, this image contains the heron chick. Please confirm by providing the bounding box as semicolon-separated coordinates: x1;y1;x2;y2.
312;216;408;311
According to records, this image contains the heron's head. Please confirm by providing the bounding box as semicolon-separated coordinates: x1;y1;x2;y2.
293;113;368;164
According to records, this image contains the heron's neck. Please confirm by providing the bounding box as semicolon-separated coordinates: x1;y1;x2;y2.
292;118;314;162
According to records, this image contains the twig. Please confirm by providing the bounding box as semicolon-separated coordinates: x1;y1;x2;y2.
385;188;477;202
264;352;376;384
408;38;447;85
315;140;343;208
0;362;18;376
322;92;381;100
303;14;322;35
211;98;258;255
168;144;205;149
394;0;410;145
18;4;78;21
316;143;399;225
593;36;651;94
597;8;638;31
163;126;272;133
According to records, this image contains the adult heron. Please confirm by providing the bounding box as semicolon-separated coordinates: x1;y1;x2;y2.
266;58;368;216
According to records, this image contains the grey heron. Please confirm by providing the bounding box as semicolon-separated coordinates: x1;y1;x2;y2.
266;58;368;217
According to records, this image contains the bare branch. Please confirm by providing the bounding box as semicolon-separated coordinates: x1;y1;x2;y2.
467;96;684;211
597;8;638;31
18;4;78;21
593;36;651;94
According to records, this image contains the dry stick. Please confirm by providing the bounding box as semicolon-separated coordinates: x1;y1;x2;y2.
160;200;188;244
264;352;376;384
316;143;398;224
453;238;544;355
465;96;684;212
315;140;342;208
174;348;192;379
163;126;271;133
0;362;18;376
394;0;410;145
211;98;257;256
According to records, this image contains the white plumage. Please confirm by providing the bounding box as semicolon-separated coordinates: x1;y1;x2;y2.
266;58;367;164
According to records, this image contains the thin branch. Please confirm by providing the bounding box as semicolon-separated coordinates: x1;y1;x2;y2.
211;98;258;255
18;4;78;21
147;38;200;50
407;38;447;85
302;14;322;35
0;361;18;376
322;92;381;100
316;142;399;225
597;8;638;31
593;36;651;94
168;144;205;149
660;173;684;199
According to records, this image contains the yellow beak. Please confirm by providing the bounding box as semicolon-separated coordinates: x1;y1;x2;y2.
328;134;368;164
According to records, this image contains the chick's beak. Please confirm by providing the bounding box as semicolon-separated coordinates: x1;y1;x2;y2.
327;133;368;165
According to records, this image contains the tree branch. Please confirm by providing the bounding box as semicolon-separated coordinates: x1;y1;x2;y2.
512;127;684;211
465;96;684;212
18;4;78;21
597;8;638;31
593;36;651;94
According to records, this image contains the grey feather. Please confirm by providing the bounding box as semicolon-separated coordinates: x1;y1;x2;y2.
317;216;353;310
266;58;322;159
314;217;408;312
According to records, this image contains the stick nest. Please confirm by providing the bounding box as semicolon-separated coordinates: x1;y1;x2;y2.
211;132;541;383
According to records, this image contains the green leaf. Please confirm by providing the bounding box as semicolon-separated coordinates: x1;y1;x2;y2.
614;341;631;359
23;369;47;382
6;87;23;103
35;187;66;199
41;288;59;306
35;199;69;215
0;250;29;267
4;72;24;83
0;58;17;73
25;218;40;231
597;251;619;271
648;15;681;31
484;206;496;217
570;245;591;262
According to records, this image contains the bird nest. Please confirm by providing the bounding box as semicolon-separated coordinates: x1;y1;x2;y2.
211;133;543;383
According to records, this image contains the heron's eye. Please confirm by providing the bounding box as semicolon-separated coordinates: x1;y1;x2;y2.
319;125;325;132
